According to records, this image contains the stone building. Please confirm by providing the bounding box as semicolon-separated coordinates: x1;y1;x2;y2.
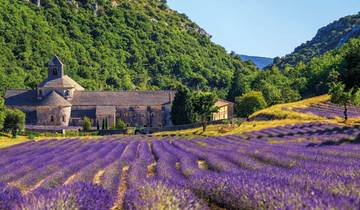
212;99;234;121
5;56;234;128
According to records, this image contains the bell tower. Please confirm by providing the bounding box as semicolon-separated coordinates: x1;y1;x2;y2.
48;55;64;80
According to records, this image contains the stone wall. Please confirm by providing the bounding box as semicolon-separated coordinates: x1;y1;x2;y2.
36;106;71;126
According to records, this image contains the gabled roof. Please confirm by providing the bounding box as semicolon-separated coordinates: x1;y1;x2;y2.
49;55;63;66
215;99;234;107
71;90;176;106
38;75;85;90
39;91;72;107
5;89;38;106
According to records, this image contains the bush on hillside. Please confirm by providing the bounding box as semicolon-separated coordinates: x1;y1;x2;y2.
235;91;267;118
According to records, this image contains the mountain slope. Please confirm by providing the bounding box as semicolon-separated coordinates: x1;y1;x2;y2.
240;55;273;69
273;12;360;69
0;0;249;97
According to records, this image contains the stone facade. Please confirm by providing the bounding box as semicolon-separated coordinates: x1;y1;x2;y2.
5;56;176;128
5;56;234;128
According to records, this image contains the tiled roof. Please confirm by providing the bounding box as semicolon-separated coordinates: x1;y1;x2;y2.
71;91;176;106
38;75;84;90
5;89;176;107
49;55;63;66
5;89;38;106
38;91;72;107
215;99;234;107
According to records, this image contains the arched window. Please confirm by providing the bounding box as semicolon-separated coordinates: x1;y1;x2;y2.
50;115;54;122
62;115;66;122
64;90;70;97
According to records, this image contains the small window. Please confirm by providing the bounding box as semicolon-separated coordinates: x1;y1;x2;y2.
39;90;43;97
50;116;54;122
52;67;58;76
62;115;66;122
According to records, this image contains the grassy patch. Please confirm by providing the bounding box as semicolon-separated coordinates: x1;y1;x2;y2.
155;95;360;137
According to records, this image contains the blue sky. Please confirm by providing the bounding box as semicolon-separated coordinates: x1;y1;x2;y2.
167;0;360;58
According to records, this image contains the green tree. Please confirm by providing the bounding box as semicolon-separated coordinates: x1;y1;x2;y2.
171;86;195;125
341;46;360;90
192;92;218;132
3;109;25;138
82;117;92;131
329;82;360;122
115;118;127;130
105;118;108;130
0;97;5;130
96;119;100;131
235;91;267;118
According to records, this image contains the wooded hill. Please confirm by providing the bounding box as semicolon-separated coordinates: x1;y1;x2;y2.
0;0;253;97
272;12;360;69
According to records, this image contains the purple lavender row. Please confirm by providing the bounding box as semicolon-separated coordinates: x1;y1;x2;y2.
100;141;138;204
0;139;73;167
10;140;101;191
36;141;118;191
173;140;241;173
189;171;358;210
127;141;155;188
124;178;209;210
67;143;127;184
0;140;87;184
161;140;206;177
151;140;186;182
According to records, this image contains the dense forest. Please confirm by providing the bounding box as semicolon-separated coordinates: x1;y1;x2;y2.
0;0;255;97
272;12;360;69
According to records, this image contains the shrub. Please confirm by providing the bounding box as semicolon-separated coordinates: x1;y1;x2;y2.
82;117;92;131
235;91;267;118
115;119;126;130
3;109;25;138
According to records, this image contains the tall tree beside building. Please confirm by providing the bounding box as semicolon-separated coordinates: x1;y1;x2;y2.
171;86;196;125
192;92;218;132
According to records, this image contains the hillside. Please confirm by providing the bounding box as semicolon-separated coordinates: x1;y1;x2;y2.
272;12;360;69
240;54;273;69
0;0;251;97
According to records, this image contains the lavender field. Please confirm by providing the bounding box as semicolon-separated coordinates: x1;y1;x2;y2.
291;101;360;119
1;123;360;209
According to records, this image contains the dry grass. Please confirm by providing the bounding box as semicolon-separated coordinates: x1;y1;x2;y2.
155;95;360;137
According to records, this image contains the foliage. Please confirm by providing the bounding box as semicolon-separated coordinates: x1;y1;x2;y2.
82;116;92;131
340;45;360;90
3;108;25;138
283;37;360;98
115;118;126;130
329;82;360;121
0;0;253;98
192;92;218;132
235;91;267;118
227;62;300;105
171;85;196;125
0;97;5;130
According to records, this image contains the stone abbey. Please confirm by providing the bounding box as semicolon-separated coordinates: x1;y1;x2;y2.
5;56;233;128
